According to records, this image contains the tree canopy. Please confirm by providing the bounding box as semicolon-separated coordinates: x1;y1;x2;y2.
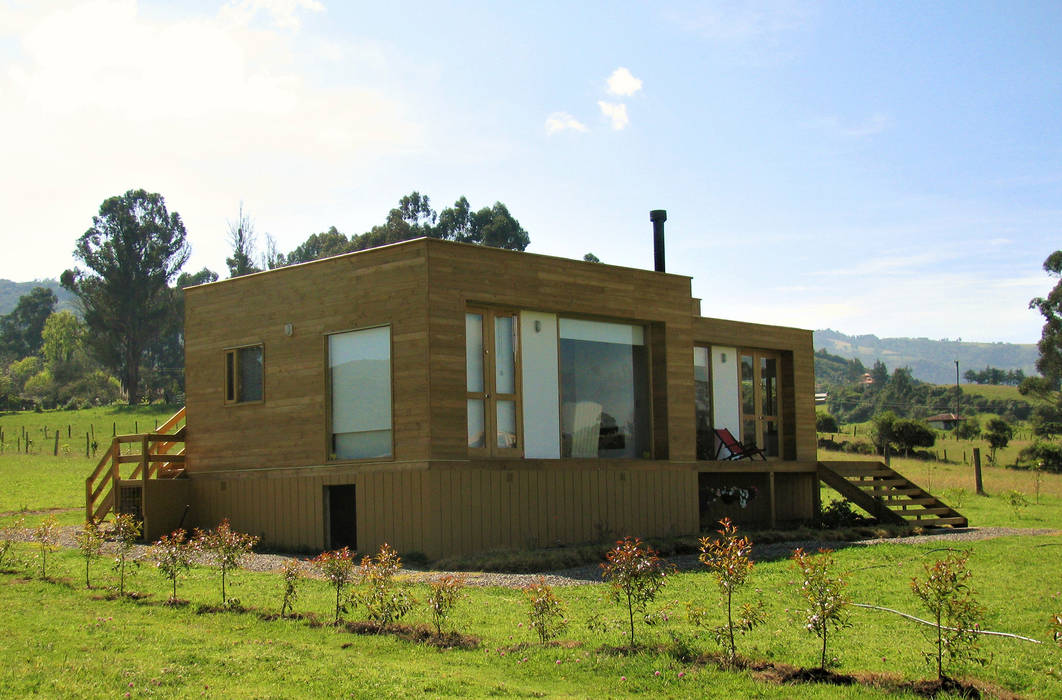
0;286;56;360
277;192;530;266
62;189;190;404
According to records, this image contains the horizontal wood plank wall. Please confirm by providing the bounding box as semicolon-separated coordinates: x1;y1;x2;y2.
691;317;816;461
186;462;699;558
184;242;432;473
423;240;697;461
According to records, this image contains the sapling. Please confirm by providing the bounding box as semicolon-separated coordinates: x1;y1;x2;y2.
523;576;567;643
357;543;415;627
697;518;765;665
74;518;105;588
911;550;985;680
194;519;260;607
148;529;193;604
426;574;466;636
110;513;141;597
311;547;356;624
279;559;303;618
33;514;60;579
0;516;25;570
1051;613;1062;647
600;536;671;648
791;548;851;669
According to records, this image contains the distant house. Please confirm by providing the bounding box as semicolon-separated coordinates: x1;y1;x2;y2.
926;413;963;430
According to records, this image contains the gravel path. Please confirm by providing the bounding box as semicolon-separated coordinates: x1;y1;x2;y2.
5;523;1057;588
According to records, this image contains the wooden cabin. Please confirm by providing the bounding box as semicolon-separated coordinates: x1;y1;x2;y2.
91;237;825;555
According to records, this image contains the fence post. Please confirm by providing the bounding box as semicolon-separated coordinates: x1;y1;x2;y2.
973;448;984;495
85;433;90;458
53;431;59;456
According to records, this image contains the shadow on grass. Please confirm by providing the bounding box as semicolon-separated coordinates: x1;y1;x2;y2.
339;620;480;650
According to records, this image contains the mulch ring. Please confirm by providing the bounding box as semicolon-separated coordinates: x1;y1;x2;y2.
340;620;480;650
736;656;1010;699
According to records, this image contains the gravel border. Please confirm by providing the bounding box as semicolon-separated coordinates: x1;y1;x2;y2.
5;522;1058;589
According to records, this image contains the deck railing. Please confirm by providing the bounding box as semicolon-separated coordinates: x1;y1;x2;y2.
85;407;186;523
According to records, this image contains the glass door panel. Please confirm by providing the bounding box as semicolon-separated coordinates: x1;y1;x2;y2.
739;350;783;458
466;309;521;456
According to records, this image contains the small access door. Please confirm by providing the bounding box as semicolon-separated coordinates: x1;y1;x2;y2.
739;350;782;457
326;484;357;550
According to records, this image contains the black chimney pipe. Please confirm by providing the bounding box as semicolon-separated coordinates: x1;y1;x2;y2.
650;209;667;272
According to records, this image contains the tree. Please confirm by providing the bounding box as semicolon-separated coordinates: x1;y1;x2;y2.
583;252;601;263
41;311;83;366
225;203;260;278
600;536;671;648
284;226;353;265
984;418;1013;463
954;416;981;440
869;360;889;387
0;287;57;360
892;418;936;456
62;190;190;404
870;411;898;455
1029;251;1062;389
816;410;839;433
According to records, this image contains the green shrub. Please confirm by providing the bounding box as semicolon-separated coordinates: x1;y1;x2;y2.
816;411;839;433
194;519;260;607
523;576;567;643
792;548;851;669
357;544;415;627
109;513;141;597
312;547;356;624
33;514;59;579
426;574;466;636
1019;441;1062;473
279;560;303;618
74;519;105;588
911;551;986;680
600;536;671;648
695;518;765;665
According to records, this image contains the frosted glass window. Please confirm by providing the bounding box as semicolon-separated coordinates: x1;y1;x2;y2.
465;313;483;392
330;326;391;460
495;315;515;394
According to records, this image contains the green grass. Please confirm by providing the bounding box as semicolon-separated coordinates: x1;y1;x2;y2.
959;382;1049;406
2;406;1062;696
3;528;1062;697
0;405;179;523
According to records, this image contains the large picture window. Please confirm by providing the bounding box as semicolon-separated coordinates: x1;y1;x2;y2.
559;319;650;458
329;326;392;460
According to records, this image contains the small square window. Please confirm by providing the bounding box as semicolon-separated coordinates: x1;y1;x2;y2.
225;345;263;404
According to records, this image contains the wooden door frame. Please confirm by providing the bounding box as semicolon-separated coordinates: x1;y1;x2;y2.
467;308;523;458
739;348;783;458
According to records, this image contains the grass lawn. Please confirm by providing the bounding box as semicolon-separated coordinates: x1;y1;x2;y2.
1;408;1061;697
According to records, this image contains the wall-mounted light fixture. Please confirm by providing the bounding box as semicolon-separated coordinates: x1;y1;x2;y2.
284;323;294;337
721;352;727;363
534;320;541;333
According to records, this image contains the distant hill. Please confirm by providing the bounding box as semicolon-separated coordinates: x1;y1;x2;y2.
814;329;1039;384
0;279;78;316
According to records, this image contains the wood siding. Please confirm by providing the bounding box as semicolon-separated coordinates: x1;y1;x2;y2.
180;237;818;556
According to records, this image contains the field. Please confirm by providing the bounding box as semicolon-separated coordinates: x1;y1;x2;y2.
1;407;1061;698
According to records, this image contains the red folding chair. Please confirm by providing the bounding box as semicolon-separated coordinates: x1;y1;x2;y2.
713;427;767;461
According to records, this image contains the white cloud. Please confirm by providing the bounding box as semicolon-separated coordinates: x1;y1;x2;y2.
545;112;588;134
810;113;894;138
673;0;813;42
597;101;630;131
606;67;642;97
219;0;324;30
0;0;421;280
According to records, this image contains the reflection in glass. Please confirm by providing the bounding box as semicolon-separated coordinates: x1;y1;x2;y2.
237;346;263;402
741;354;754;415
760;357;777;417
694;346;712;459
467;399;485;448
497;400;517;448
764;420;779;457
559;319;649;458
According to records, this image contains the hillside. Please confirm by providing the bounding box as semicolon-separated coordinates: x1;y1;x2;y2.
814;328;1038;384
0;279;77;316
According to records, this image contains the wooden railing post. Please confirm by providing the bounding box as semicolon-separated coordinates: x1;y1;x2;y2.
141;435;149;484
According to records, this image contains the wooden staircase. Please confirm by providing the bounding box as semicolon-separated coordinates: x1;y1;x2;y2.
85;407;186;523
818;460;967;528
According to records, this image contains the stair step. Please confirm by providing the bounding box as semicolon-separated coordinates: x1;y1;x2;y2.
848;478;913;488
912;516;968;528
896;507;956;516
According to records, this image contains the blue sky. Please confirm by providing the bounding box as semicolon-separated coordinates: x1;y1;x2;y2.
1;0;1059;343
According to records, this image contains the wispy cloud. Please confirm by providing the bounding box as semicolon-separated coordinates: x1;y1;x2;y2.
671;0;813;42
598;101;630;131
545;112;588;135
606;67;642;97
220;0;324;30
810;113;894;138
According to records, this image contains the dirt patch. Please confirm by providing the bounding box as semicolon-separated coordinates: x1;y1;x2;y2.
340;620;480;649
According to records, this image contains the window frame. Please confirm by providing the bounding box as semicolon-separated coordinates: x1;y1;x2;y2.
466;308;523;458
223;343;265;406
325;324;395;463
